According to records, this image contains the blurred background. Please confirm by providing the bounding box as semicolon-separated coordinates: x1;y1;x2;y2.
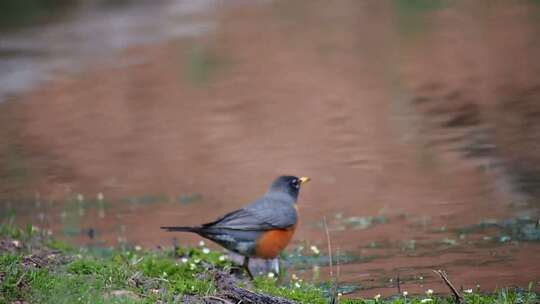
1;0;539;297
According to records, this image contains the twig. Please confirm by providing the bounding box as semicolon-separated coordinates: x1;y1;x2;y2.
204;295;235;304
323;217;333;279
433;269;465;304
336;247;341;283
396;272;401;294
172;237;179;257
15;272;26;287
323;217;338;304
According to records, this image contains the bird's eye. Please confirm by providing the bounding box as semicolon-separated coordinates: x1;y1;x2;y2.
291;179;299;188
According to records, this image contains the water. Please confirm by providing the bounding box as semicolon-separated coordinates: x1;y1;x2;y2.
1;0;539;298
0;0;216;102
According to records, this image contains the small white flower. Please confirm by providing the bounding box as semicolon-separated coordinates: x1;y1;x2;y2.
134;245;142;251
267;272;275;278
202;248;210;254
11;240;21;247
294;282;301;288
421;299;433;303
181;257;188;263
97;192;104;201
464;289;473;294
218;255;227;261
337;292;343;297
162;272;168;277
189;263;196;270
194;258;201;264
151;289;159;294
77;194;84;202
426;289;433;295
309;245;320;255
374;294;381;300
31;225;40;232
198;240;205;247
291;274;298;280
403;291;408;296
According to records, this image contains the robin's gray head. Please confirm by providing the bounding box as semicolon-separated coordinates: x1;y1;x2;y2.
268;175;310;201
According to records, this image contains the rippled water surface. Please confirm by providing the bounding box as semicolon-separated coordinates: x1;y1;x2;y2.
1;0;539;297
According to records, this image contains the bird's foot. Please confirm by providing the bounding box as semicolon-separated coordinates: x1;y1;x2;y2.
242;256;254;280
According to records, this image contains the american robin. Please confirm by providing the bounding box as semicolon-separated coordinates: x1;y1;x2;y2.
161;175;310;278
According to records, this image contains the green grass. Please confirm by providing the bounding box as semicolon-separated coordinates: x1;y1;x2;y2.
0;223;538;304
342;288;540;304
253;276;328;304
0;248;221;303
0;224;226;303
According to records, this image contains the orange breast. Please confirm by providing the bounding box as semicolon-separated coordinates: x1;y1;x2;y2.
254;225;297;259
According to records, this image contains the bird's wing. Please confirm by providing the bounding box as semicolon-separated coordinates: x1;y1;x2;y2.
202;196;297;231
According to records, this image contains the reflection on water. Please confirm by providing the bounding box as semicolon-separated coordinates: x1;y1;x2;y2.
0;0;216;101
1;0;540;298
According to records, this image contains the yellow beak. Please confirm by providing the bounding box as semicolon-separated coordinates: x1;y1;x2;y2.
299;176;311;185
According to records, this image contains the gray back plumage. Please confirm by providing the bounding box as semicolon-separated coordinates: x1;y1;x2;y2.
202;191;297;231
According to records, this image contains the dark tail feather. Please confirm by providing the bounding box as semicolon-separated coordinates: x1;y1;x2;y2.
160;226;201;233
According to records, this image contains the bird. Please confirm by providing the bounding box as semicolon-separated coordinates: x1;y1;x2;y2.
160;175;310;278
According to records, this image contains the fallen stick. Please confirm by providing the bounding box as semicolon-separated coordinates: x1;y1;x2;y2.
433;269;465;304
214;271;297;304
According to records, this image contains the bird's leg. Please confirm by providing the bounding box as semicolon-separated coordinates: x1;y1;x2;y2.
243;256;254;280
266;258;280;276
273;258;280;276
273;258;285;284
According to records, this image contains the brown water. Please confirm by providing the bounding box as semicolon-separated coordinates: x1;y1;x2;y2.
1;0;540;298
